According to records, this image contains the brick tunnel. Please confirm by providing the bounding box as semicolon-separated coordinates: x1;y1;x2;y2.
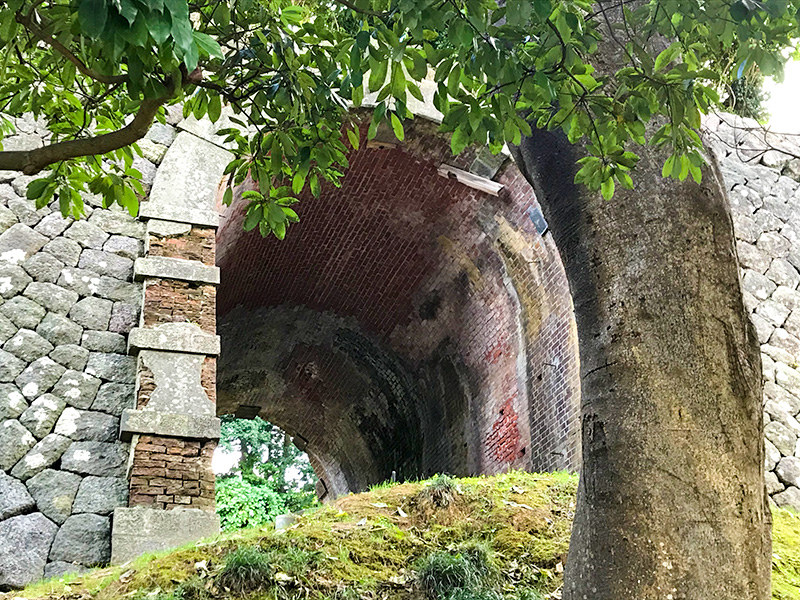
215;117;581;498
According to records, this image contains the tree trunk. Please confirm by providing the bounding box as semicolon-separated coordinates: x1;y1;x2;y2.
512;129;771;599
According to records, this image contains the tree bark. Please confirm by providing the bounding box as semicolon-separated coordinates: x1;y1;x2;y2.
512;130;771;599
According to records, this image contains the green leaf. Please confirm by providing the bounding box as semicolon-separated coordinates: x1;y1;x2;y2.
390;113;404;141
193;32;223;60
601;177;615;200
208;94;222;123
347;126;360;150
654;43;681;73
244;205;263;231
25;178;50;200
368;58;388;92
451;127;469;155
78;0;108;38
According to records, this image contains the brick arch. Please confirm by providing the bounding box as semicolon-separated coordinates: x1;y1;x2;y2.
216;117;581;497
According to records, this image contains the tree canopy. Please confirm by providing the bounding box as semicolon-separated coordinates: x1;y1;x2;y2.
0;0;797;237
215;416;317;531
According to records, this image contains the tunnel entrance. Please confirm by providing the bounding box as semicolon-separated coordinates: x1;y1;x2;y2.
215;117;581;498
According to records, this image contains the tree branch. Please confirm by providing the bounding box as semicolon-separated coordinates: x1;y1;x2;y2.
0;93;169;175
15;11;128;85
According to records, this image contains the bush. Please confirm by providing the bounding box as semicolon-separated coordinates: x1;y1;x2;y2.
215;477;286;532
217;546;274;594
420;474;458;508
416;542;496;599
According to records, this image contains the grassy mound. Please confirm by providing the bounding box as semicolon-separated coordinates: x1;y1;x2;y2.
10;472;800;600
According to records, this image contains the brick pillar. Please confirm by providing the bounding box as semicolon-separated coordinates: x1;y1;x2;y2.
111;129;232;563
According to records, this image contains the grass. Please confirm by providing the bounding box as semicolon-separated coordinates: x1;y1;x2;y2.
6;471;800;600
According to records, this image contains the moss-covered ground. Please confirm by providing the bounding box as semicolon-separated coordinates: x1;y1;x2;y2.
7;472;800;600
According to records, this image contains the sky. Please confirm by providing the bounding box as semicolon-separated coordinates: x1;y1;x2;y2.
764;59;800;134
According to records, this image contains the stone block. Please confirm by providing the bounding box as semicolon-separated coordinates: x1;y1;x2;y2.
774;485;800;511
128;323;220;355
43;237;81;267
120;409;220;441
0;349;25;382
69;296;113;330
25;468;81;524
50;513;111;566
92;382;135;416
138;350;214;415
0;313;16;344
23;252;64;283
82;330;126;353
78;249;135;280
0;513;58;589
86;352;136;383
0;223;48;266
109;302;140;334
49;344;90;371
10;433;71;480
111;506;219;564
34;212;72;238
134;256;220;285
15;357;66;399
64;220;109;249
88;209;146;240
0;384;27;420
104;235;143;260
57;267;101;297
139;131;229;227
43;561;91;579
0;471;35;520
19;394;66;439
3;328;53;362
52;370;102;409
61;440;128;477
1;295;45;328
0;265;32;298
55;407;118;442
37;313;83;346
73;476;128;515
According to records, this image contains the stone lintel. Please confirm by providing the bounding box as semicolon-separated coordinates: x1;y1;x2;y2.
134;256;220;285
111;506;220;564
119;409;220;441
437;164;504;196
138;203;220;228
128;324;220;356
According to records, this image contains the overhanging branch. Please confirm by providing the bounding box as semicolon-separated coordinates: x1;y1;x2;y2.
0;94;168;175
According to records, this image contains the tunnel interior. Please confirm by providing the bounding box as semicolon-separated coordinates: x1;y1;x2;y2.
215;117;581;498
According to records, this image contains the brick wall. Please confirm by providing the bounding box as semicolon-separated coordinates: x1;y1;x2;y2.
216;117;581;495
128;436;216;510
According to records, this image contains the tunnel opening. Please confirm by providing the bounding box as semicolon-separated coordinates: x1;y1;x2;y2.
215;116;581;498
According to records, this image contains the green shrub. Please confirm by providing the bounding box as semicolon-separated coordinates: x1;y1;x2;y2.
420;474;459;508
217;546;274;594
416;543;497;599
215;477;286;532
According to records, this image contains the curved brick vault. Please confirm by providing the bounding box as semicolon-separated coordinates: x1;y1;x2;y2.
216;117;581;498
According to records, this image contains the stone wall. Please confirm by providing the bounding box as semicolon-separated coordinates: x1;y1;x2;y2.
0;115;144;588
706;113;800;511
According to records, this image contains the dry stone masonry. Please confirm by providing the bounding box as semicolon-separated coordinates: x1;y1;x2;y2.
0;111;225;589
2;104;800;589
706;113;800;512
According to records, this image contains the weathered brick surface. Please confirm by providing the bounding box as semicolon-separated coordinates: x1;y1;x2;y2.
128;435;216;510
143;279;216;333
216;117;581;495
148;227;215;265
